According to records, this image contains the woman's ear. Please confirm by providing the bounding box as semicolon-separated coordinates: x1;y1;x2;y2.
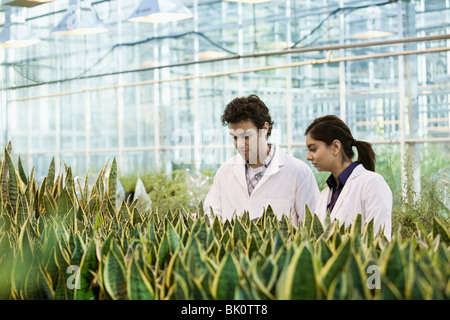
331;139;342;155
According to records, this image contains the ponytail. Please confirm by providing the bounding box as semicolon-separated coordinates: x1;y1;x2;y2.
354;140;376;172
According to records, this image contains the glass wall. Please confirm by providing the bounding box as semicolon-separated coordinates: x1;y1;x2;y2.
0;0;449;188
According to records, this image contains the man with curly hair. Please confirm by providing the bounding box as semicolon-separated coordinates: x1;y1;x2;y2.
203;94;319;226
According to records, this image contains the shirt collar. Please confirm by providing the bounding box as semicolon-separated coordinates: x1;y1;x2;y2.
326;161;359;189
246;143;275;169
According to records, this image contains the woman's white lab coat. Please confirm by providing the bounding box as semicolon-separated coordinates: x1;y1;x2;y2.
203;145;320;226
314;164;392;241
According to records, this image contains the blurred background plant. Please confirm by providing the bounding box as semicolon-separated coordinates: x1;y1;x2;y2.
376;143;449;238
119;168;214;216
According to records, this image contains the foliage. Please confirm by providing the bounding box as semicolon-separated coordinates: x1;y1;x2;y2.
119;169;213;216
374;143;450;238
0;143;449;300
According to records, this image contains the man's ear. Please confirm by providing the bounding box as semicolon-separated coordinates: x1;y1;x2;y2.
262;122;269;135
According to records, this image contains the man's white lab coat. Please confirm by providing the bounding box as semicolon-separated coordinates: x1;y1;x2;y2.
203;145;320;226
313;164;392;241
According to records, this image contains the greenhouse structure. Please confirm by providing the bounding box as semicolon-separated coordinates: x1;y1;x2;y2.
1;0;449;188
0;0;449;303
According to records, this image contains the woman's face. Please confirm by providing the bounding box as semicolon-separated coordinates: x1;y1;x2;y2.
305;133;336;172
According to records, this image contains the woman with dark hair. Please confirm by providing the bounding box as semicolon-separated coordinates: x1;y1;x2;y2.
305;115;392;241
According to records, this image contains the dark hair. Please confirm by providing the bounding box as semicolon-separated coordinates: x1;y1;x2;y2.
304;115;376;171
221;94;274;138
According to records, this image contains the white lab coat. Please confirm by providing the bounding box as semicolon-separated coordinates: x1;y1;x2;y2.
313;164;392;241
203;145;320;226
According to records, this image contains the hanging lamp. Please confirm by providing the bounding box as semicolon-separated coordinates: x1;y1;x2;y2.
349;30;394;40
128;0;193;23
223;0;273;4
0;6;41;48
51;0;109;35
349;6;393;40
1;0;55;8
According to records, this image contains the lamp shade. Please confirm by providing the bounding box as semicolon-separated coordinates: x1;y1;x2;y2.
223;0;273;3
349;30;394;40
51;0;109;35
0;6;40;48
128;0;193;23
1;0;55;8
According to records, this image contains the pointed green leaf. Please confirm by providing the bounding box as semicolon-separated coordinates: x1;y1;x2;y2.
348;252;370;299
382;240;406;298
351;214;362;236
57;188;74;218
157;234;170;269
74;240;98;300
53;272;68;300
432;217;450;246
104;248;127;300
319;239;333;266
18;221;33;266
5;148;18;213
212;216;222;239
279;215;290;239
324;210;332;228
24;256;45;300
233;218;248;246
65;166;74;199
272;228;285;255
100;232;115;260
303;204;313;231
249;221;263;247
167;221;180;253
17;156;27;185
212;253;239;300
311;214;324;237
287;245;317;299
265;205;276;220
363;218;375;244
127;253;155;300
107;160;117;211
148;218;159;245
46;157;55;191
320;238;352;289
39;266;56;300
43;192;57;216
1;156;9;205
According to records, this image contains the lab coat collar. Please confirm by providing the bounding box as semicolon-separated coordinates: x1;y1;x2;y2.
262;144;284;176
230;156;247;194
347;163;365;179
329;164;365;219
229;143;285;197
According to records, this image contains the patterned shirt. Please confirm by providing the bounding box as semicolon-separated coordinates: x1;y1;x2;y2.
245;144;275;196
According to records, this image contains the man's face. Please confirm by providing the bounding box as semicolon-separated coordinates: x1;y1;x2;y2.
228;120;268;164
